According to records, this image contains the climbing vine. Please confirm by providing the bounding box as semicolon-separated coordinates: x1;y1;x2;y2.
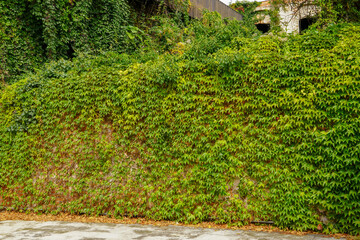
0;0;130;83
1;19;359;235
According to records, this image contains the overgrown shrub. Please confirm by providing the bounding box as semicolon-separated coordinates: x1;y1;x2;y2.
0;22;359;235
184;11;260;60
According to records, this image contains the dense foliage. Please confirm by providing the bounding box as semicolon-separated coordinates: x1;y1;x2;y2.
0;0;130;83
229;1;261;31
1;12;359;234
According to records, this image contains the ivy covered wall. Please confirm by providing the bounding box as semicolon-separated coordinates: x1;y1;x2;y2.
1;18;359;234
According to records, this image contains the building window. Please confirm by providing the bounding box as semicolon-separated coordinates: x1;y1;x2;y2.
299;17;316;33
256;23;270;33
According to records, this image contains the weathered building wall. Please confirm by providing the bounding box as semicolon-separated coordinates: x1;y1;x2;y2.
279;4;319;33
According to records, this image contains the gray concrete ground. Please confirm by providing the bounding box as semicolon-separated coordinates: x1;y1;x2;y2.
0;220;345;240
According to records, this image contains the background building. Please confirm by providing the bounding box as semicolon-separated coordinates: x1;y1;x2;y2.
255;0;319;33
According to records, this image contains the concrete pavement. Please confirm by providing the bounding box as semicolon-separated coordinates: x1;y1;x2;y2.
0;220;346;240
